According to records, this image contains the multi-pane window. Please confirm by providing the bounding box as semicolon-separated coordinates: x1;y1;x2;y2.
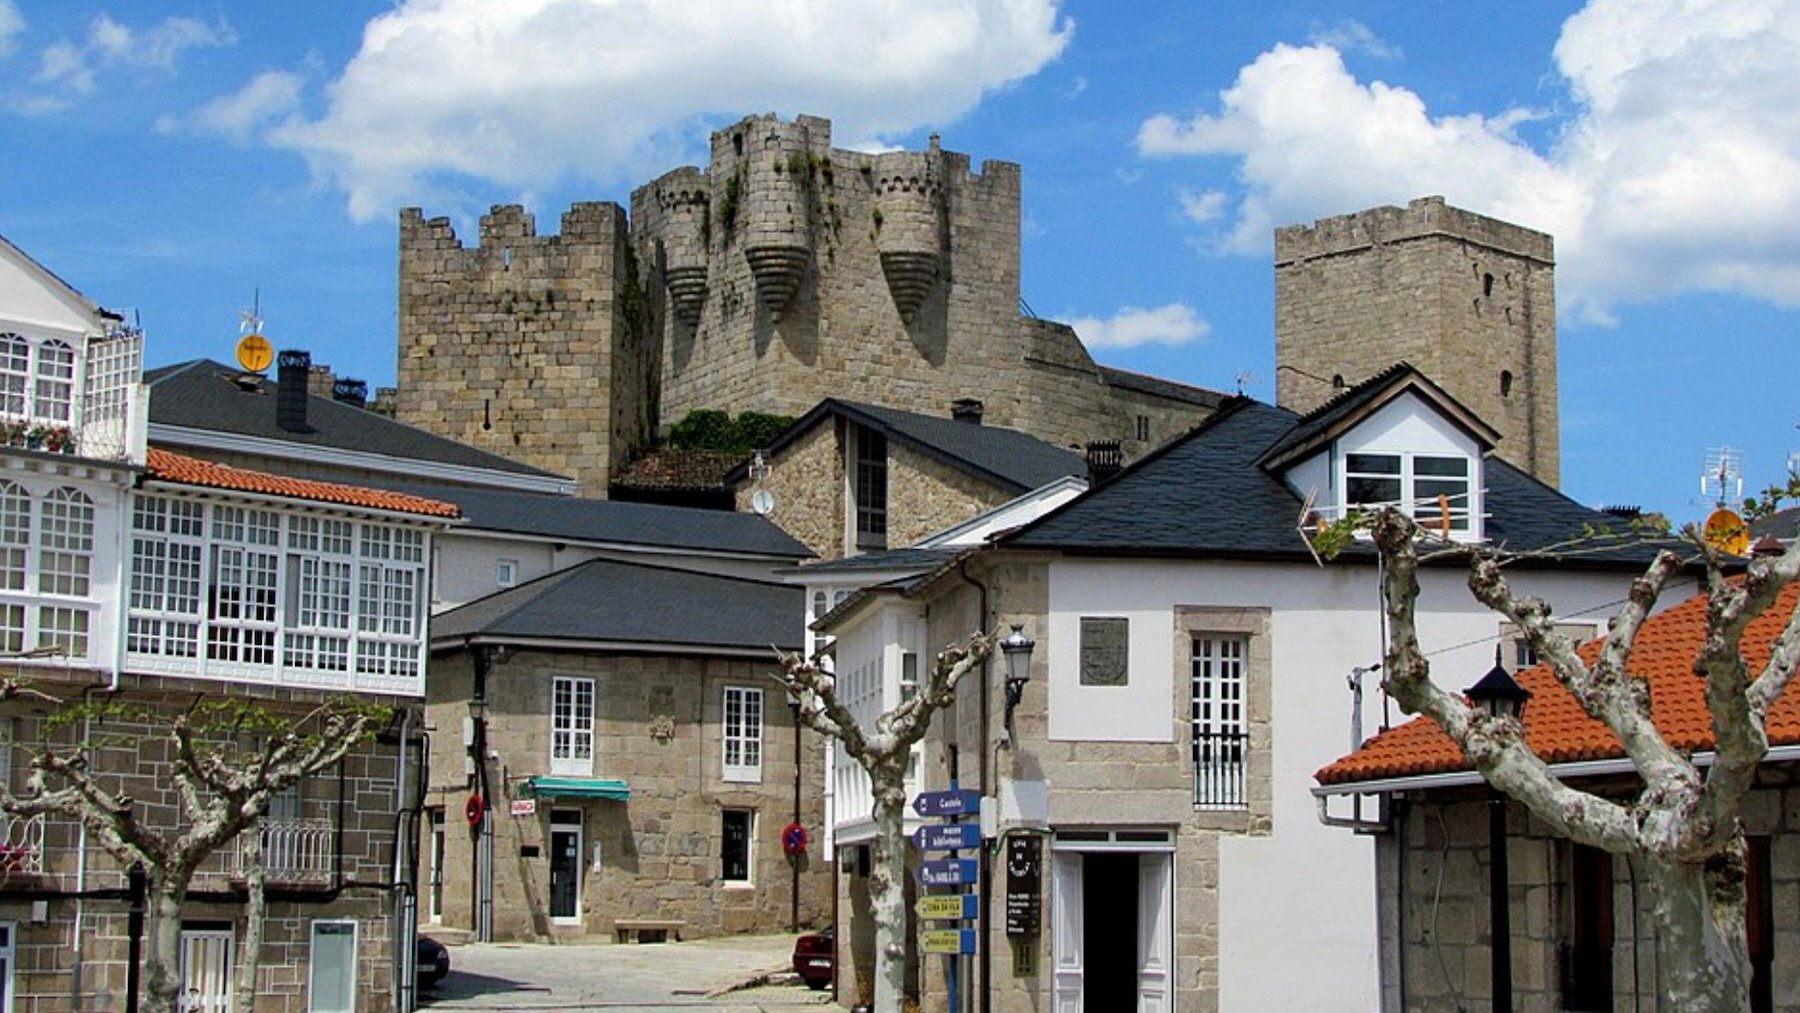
124;495;430;686
0;335;28;416
854;427;888;550
1345;452;1472;533
550;676;595;776
33;340;74;423
0;483;98;658
207;506;280;667
37;488;93;596
1191;636;1247;809
722;686;763;782
721;809;753;884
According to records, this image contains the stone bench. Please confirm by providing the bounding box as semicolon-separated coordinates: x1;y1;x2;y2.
612;918;686;944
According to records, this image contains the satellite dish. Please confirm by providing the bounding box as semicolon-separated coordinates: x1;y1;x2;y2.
751;489;776;517
1703;507;1750;556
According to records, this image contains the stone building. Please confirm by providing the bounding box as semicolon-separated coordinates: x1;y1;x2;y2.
395;113;1225;499
1275;195;1560;485
811;367;1655;1011
423;559;825;942
1316;585;1799;1013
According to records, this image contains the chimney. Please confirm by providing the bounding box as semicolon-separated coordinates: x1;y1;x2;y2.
307;364;337;398
1085;440;1123;485
950;398;984;425
332;378;369;410
276;350;313;433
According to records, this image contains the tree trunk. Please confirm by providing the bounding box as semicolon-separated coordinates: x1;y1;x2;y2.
143;876;189;1013
869;761;909;1013
1646;851;1753;1013
235;818;266;1012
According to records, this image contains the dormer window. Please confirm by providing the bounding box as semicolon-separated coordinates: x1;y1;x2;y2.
1345;452;1472;535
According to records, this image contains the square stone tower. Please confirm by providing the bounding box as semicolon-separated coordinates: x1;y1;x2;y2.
1274;196;1559;486
396;202;654;498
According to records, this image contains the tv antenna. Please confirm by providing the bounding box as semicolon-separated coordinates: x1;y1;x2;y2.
1234;369;1256;395
1700;446;1743;507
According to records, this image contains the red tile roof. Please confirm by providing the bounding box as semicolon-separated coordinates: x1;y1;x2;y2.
1317;584;1800;786
146;448;461;519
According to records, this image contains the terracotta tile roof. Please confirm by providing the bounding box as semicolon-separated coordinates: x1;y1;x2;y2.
1317;584;1800;786
611;448;745;491
145;448;461;519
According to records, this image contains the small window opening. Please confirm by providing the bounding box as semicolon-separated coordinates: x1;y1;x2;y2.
1331;374;1345;389
732;132;744;157
1483;273;1494;297
1135;415;1150;441
1500;370;1514;398
502;247;512;269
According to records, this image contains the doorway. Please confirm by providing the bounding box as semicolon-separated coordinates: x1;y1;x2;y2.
1051;832;1174;1013
1083;853;1139;1007
179;925;234;1013
550;809;583;924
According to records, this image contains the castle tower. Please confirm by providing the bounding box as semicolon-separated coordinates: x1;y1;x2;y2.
395;202;652;498
1274;196;1560;485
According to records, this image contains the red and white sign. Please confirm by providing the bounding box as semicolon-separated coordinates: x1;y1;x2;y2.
510;799;537;817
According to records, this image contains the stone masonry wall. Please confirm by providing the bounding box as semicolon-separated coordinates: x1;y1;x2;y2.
424;649;827;942
1275;196;1560;485
0;676;412;1013
734;419;845;559
1380;775;1800;1012
885;443;1014;550
396;202;652;498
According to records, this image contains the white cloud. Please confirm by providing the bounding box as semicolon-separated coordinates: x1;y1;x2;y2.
19;12;231;111
262;0;1073;221
1064;303;1210;350
1136;0;1800;322
161;70;304;143
1176;188;1226;223
0;2;24;58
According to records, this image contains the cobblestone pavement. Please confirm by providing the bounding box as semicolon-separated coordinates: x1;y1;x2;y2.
418;933;849;1012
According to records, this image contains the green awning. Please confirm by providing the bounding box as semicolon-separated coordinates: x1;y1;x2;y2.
524;776;630;801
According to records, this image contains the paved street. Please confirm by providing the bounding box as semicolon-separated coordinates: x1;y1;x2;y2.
419;933;849;1012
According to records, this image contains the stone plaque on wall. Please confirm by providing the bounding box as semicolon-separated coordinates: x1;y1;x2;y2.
1079;617;1129;686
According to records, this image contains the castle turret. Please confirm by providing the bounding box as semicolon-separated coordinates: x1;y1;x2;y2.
654;169;711;329
737;118;819;322
873;143;944;323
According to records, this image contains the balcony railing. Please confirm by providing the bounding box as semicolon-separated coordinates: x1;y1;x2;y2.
0;813;45;875
192;818;335;887
1193;729;1247;810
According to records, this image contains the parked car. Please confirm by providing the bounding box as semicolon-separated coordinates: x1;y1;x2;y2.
791;926;834;990
417;935;450;989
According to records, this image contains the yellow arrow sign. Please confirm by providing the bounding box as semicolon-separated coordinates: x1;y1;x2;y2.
916;895;976;920
919;929;977;955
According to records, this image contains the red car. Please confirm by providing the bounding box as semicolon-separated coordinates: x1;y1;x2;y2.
792;926;835;990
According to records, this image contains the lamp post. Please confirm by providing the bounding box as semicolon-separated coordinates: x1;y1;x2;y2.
788;694;803;933
1466;649;1530;1012
1000;625;1035;741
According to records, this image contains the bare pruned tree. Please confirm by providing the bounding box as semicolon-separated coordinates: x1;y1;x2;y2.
0;695;387;1013
1365;507;1799;1012
779;630;996;1013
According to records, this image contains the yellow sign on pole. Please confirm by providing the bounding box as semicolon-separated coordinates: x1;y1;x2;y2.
236;333;274;373
919;929;976;955
916;895;975;920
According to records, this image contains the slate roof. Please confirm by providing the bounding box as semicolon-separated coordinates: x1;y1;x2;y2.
1316;583;1800;786
430;558;802;652
146;360;563;479
1752;506;1799;542
1257;363;1499;472
1003;395;1673;569
731;399;1084;494
373;481;810;558
146;448;461;519
796;546;960;575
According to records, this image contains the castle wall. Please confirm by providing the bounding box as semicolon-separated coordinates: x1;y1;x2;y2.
396;203;651;499
1274;196;1560;485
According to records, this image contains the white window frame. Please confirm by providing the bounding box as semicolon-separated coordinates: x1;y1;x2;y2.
0;482;100;662
722;686;764;783
550;676;596;776
123;495;432;691
549;809;584;925
0;920;13;1013
1342;451;1476;539
427;810;445;923
307;919;359;1013
1191;635;1248;810
496;558;519;589
721;808;754;886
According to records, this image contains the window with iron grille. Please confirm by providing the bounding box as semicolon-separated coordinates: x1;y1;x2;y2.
722;686;763;782
854;427;887;550
721;809;753;884
1191;636;1248;809
551;676;595;776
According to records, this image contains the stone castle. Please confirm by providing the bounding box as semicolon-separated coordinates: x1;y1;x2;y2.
396;114;1559;496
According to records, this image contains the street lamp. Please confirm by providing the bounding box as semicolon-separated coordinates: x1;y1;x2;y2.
1466;647;1529;1011
1000;625;1035;736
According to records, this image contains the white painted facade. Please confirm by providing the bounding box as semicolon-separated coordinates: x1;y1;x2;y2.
1043;554;1649;1011
430;531;792;612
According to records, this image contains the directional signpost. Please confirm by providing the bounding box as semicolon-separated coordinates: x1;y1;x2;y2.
914;785;983;1010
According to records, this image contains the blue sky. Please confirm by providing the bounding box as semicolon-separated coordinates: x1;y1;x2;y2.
2;0;1796;523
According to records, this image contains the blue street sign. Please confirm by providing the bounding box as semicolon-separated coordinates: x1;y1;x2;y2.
913;822;982;852
917;858;978;888
912;789;981;817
